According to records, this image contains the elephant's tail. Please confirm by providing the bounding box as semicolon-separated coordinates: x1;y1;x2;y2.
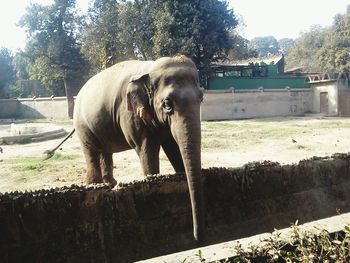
42;129;75;160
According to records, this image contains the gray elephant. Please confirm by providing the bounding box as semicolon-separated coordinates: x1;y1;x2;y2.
47;55;204;242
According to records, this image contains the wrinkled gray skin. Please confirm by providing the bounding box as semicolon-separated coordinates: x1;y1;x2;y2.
73;55;204;242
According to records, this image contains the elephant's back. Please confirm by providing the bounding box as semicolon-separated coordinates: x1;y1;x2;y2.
75;60;153;116
73;60;154;151
77;60;153;98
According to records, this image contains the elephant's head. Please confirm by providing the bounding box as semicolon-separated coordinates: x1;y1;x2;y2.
126;55;204;242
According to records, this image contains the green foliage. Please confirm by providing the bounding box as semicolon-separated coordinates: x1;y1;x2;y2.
12;52;29;81
286;5;350;73
3;0;240;97
152;0;237;68
7;52;39;98
192;224;350;262
226;32;257;61
278;38;295;54
19;0;88;96
0;48;15;97
82;0;155;73
82;0;237;72
286;25;326;72
249;36;280;57
28;56;65;95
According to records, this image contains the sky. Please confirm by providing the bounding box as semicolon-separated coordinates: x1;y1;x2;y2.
0;0;89;51
0;0;348;51
229;0;348;40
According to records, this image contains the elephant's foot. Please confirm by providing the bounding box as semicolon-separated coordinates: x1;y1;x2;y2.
86;173;103;185
103;176;117;187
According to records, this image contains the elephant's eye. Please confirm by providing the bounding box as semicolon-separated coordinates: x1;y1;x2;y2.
162;98;174;114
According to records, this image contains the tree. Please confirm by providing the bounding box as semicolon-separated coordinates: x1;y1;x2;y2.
152;0;237;68
278;38;296;54
8;51;33;98
0;48;15;98
19;0;88;118
225;31;257;60
83;0;127;72
82;0;156;74
83;0;237;72
249;36;280;56
317;6;350;73
118;0;155;61
285;25;326;72
286;6;350;73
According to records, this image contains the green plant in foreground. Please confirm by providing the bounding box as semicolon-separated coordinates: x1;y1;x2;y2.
192;224;350;262
288;224;350;262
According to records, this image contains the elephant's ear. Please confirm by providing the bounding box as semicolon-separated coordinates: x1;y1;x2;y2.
126;74;154;126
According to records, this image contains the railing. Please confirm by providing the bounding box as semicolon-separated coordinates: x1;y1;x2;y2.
305;72;349;83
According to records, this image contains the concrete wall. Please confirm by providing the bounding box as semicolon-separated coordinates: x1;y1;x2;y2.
311;81;338;116
0;99;21;118
201;89;312;121
337;79;350;116
0;97;71;119
0;81;346;121
1;91;313;121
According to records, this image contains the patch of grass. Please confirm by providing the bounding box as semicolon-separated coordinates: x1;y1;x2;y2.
48;153;78;161
202;121;242;130
12;157;45;172
9;154;79;172
203;121;307;138
0;153;84;193
201;121;308;151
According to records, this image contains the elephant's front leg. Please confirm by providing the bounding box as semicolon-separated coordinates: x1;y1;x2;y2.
136;137;160;175
161;136;185;173
100;152;117;187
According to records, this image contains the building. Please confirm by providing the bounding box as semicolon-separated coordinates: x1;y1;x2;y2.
205;55;310;91
200;56;350;120
306;73;350;116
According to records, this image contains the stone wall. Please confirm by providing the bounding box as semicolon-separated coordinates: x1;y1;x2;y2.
1;154;350;262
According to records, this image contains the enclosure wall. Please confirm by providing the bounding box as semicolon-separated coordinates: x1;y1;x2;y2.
1;154;350;262
0;97;72;119
201;89;312;121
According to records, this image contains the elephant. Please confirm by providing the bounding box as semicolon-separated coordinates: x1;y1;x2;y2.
46;55;204;242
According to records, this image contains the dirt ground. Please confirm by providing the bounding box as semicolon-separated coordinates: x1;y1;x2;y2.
1;116;350;192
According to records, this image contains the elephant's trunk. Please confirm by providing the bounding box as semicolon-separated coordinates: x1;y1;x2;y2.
170;108;204;242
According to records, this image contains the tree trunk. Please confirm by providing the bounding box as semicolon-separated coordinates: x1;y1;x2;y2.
63;77;74;119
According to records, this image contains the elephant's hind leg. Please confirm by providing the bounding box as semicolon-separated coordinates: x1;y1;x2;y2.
82;146;103;184
100;152;117;187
